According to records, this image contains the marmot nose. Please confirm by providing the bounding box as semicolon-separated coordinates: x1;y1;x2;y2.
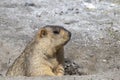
53;28;60;34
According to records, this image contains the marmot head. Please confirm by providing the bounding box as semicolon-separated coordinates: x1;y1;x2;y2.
36;25;71;49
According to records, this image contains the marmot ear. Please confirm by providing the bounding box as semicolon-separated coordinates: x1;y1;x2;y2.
39;29;47;38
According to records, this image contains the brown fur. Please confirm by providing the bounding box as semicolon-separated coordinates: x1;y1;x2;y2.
6;25;71;76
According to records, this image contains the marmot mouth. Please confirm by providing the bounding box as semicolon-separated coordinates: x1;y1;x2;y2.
63;40;70;45
62;40;69;46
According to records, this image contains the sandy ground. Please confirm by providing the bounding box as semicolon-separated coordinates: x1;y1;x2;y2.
0;0;120;79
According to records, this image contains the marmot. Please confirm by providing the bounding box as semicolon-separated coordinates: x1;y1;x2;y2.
6;25;71;76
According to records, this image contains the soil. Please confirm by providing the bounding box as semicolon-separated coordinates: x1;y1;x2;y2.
0;0;120;79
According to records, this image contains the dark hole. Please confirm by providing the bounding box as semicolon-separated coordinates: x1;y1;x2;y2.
53;31;59;34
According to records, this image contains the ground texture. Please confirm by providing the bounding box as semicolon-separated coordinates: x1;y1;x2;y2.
0;0;120;80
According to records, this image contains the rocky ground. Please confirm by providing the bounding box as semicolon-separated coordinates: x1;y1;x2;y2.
0;0;120;80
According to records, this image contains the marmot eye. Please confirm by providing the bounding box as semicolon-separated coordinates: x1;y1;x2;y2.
53;31;59;34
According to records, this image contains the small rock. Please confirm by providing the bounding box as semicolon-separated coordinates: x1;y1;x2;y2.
64;59;84;75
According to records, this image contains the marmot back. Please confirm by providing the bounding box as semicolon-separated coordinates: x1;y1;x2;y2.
6;25;71;76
